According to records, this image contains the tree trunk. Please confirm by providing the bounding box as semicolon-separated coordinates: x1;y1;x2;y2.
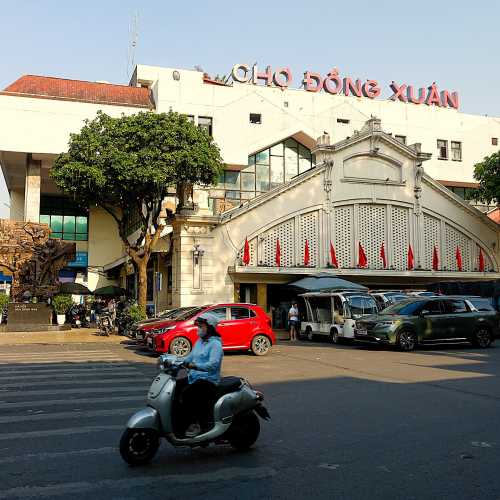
136;256;149;309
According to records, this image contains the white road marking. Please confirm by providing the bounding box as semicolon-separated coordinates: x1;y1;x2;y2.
0;363;133;374
0;467;277;498
0;369;139;382
1;376;148;388
0;395;144;410
0;446;116;465
0;357;122;365
0;386;145;397
0;424;123;441
0;407;137;424
0;366;136;376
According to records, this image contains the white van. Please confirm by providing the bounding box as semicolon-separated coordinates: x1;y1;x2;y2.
299;291;378;343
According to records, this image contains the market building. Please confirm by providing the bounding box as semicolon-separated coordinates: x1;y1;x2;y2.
0;64;499;315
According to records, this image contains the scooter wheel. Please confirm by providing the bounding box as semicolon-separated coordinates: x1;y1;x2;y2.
119;428;159;465
228;412;260;451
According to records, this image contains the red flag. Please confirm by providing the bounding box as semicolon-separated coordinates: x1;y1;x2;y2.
432;246;439;271
329;242;338;268
275;239;281;267
380;242;387;269
304;239;310;266
455;246;463;271
358;242;368;268
407;244;414;270
242;237;250;266
479;247;485;272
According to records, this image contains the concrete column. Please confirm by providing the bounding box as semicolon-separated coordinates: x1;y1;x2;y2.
257;283;268;313
24;155;41;222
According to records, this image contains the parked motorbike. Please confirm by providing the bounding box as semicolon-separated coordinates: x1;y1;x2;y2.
96;311;114;336
69;304;89;328
119;354;270;465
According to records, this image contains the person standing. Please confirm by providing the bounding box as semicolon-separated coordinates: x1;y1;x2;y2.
288;301;299;342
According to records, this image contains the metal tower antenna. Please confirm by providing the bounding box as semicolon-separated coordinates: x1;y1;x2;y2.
127;11;139;80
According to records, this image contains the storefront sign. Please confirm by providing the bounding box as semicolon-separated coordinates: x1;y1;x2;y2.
231;64;459;109
67;251;88;268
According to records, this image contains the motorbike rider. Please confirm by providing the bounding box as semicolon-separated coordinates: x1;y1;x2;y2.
180;312;223;438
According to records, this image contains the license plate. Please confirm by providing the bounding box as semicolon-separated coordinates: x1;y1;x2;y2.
357;329;367;336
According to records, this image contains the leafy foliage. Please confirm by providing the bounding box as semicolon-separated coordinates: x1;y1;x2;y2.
52;294;74;314
127;303;147;323
0;294;9;310
473;151;500;204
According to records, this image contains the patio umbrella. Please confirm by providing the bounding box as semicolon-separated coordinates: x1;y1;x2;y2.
93;285;127;297
287;273;368;292
59;282;92;295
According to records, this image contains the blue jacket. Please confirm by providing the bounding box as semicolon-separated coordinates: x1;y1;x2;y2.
183;335;223;384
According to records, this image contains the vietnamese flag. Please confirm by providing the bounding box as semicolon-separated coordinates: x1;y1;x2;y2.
380;242;387;269
275;239;281;267
242;237;250;266
432;246;439;271
479;247;485;272
304;239;310;266
329;242;338;268
455;246;463;271
358;242;368;268
407;244;414;270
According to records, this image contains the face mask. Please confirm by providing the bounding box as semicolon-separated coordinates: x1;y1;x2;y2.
197;326;207;339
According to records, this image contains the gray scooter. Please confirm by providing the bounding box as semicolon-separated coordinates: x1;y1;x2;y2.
120;354;270;465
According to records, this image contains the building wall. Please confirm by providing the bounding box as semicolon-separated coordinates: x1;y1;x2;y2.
9;189;24;221
87;207;123;291
135;65;500;183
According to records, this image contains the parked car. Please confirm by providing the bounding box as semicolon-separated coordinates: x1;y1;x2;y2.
370;291;409;311
134;307;193;341
139;303;275;356
299;292;378;343
407;291;437;297
354;296;500;351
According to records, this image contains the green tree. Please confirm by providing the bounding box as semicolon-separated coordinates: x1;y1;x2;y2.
52;111;223;307
473;151;500;204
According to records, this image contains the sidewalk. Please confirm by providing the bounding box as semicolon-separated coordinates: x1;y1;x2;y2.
0;328;125;346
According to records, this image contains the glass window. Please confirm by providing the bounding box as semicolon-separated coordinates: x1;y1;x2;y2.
76;216;87;234
63;216;76;234
256;150;269;164
493;138;498;146
241;172;255;191
249;113;262;124
230;307;251;320
40;196;88;241
347;297;364;319
224;171;240;190
421;300;443;315
284;146;298;181
270;156;284;188
468;298;495;312
39;214;50;226
50;215;63;233
444;299;468;313
256;164;270;192
240;191;256;200
270;143;283;156
437;139;448;160
186;115;195;123
247;155;256;167
298;145;312;173
451;141;462;161
198;116;213;136
208;307;227;321
382;300;424;316
225;190;240;200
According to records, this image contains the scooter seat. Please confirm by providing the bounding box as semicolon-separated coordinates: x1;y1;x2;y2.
216;376;242;397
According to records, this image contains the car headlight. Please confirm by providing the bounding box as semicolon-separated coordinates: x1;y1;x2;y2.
375;321;398;328
152;326;175;335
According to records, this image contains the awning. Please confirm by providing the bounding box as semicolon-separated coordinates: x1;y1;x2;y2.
287;273;368;292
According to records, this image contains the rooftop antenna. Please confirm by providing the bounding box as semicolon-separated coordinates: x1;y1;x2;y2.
127;11;139;80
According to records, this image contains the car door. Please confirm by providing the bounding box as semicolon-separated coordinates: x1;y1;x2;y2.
441;299;472;340
419;300;446;340
204;307;230;345
220;306;255;348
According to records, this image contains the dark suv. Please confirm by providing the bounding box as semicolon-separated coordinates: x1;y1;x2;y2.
355;297;500;351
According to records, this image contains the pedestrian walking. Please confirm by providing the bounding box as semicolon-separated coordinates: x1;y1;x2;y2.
288;301;299;342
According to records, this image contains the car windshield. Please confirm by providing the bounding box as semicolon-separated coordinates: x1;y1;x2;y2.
169;306;205;321
347;296;378;318
381;300;424;316
468;298;495;312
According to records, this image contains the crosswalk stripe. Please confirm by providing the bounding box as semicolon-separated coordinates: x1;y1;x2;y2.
0;466;277;498
0;407;137;424
0;354;120;360
1;376;149;388
0;350;113;357
0;424;123;441
0;446;116;465
0;357;124;365
0;395;145;410
0;369;139;382
0;385;146;398
0;365;134;375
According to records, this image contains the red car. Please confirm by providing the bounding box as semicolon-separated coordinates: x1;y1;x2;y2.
140;304;275;356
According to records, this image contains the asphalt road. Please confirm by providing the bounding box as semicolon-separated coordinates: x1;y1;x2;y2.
1;337;500;500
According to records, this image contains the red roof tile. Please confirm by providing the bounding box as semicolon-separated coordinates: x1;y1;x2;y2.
1;75;154;108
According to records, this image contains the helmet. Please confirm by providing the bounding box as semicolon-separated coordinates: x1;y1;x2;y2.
194;312;220;329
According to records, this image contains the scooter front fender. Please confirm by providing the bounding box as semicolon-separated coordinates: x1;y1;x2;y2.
126;406;160;432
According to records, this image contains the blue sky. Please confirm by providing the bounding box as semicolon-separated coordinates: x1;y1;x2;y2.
1;0;499;216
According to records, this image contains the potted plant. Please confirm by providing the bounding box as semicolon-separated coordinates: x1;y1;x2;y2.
52;294;74;325
0;294;9;324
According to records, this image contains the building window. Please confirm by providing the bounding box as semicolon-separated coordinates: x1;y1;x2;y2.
210;138;313;213
250;113;262;124
395;135;406;144
337;118;349;124
448;186;478;201
492;137;498;146
40;196;88;241
437;139;448;160
451;141;462;161
185;115;195;123
198;116;212;136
